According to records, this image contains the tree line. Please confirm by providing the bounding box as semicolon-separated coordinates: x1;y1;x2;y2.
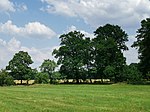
0;18;150;86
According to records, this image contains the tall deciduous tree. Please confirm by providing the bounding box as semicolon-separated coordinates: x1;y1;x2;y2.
93;24;128;82
6;51;33;84
53;31;86;83
40;59;57;83
132;18;150;79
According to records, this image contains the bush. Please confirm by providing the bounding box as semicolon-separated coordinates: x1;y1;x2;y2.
146;72;150;81
0;69;14;86
4;76;14;86
50;72;61;84
123;63;142;83
35;72;49;84
103;66;115;81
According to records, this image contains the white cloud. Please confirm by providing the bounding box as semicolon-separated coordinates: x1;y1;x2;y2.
66;25;94;38
0;0;27;13
7;37;21;52
0;20;56;39
0;38;56;69
124;35;139;65
16;3;28;11
0;39;6;46
0;0;15;12
41;0;150;28
41;0;76;17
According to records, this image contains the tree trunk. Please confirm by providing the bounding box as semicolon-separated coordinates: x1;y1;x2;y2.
90;79;92;83
101;78;103;83
21;80;22;85
27;80;29;85
76;79;79;84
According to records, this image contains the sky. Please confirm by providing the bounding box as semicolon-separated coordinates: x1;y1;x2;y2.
0;0;150;69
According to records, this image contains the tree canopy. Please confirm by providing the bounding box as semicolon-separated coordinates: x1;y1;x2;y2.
132;18;150;79
6;51;33;84
40;59;57;83
53;24;129;83
53;31;88;83
93;24;128;82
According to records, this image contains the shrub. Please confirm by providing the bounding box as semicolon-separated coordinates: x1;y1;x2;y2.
4;76;14;86
35;72;49;84
50;72;61;84
146;72;150;81
0;69;14;86
103;66;115;81
123;63;142;83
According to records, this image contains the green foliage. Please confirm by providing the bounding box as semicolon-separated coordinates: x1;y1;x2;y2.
53;31;87;83
40;59;57;83
35;72;49;84
93;24;128;82
132;18;150;78
24;69;37;84
123;63;142;83
103;66;115;81
53;25;129;83
25;69;35;80
81;37;95;80
94;24;128;50
0;69;14;86
4;75;14;86
6;51;33;84
50;72;61;84
146;72;150;80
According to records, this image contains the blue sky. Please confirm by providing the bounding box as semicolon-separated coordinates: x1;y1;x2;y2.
0;0;150;69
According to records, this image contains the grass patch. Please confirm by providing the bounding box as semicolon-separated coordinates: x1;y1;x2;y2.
0;84;149;112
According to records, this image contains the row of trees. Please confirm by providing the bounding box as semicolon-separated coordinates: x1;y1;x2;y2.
52;24;141;83
53;18;150;83
0;51;59;86
0;18;150;85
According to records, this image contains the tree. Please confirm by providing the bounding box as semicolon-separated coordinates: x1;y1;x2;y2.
53;31;86;83
6;51;33;84
93;24;128;82
132;18;150;79
40;59;57;83
0;69;14;86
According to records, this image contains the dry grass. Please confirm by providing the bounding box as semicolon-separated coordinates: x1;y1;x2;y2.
14;80;35;84
14;79;110;84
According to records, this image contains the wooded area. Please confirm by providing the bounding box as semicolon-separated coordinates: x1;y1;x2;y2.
0;18;150;86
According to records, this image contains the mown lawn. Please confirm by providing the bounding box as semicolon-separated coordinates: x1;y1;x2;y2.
0;84;149;112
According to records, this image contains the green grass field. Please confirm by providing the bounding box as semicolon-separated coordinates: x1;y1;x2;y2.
0;84;149;112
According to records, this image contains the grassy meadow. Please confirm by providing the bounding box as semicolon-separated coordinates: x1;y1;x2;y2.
0;84;149;112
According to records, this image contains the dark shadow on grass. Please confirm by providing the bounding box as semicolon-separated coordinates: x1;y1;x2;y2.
128;81;150;85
